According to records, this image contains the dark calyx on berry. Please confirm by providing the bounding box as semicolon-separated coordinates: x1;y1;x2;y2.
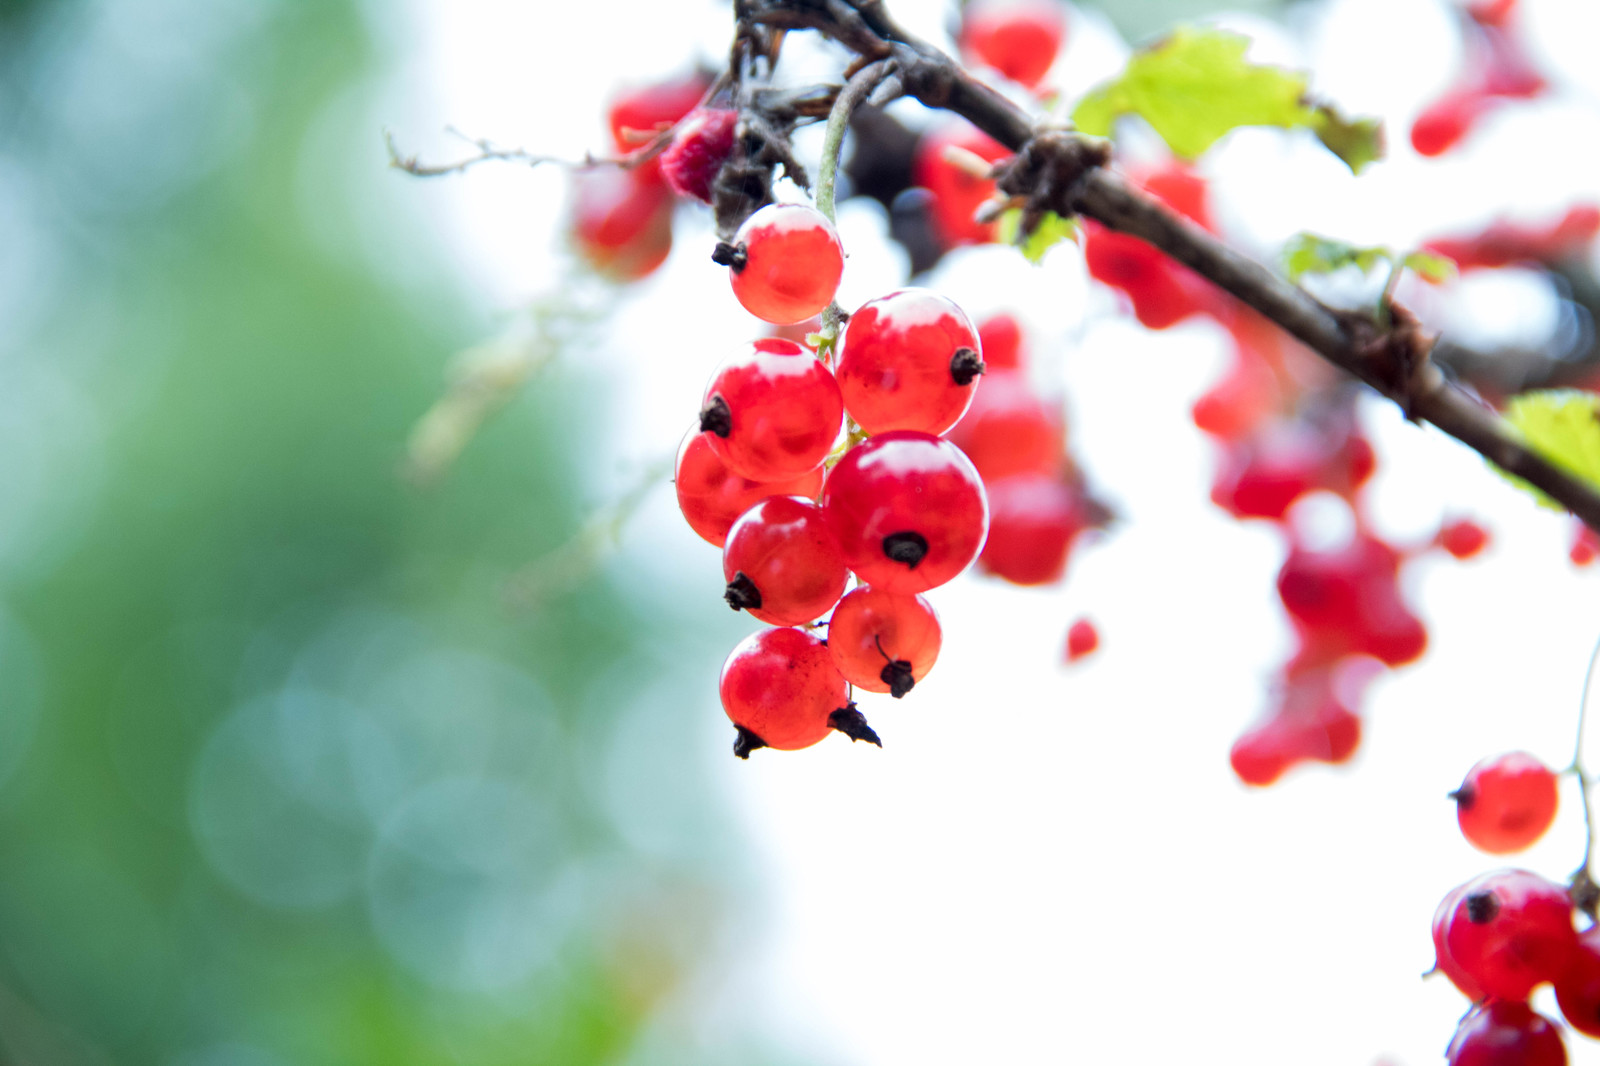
699;395;733;437
882;531;930;568
949;346;986;386
1466;891;1501;924
711;240;748;272
733;725;769;760
724;571;763;611
1449;785;1476;809
828;703;883;747
879;659;916;698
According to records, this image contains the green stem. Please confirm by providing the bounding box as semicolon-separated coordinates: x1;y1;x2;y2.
1573;634;1600;879
816;58;897;224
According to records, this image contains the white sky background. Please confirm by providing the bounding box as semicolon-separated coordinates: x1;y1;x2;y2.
379;0;1600;1062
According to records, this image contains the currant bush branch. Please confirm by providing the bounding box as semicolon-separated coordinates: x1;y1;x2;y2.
742;0;1600;534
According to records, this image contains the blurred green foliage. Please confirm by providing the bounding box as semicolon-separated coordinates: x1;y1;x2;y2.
0;3;764;1064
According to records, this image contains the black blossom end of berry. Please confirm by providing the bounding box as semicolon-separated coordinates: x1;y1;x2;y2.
882;530;929;569
828;703;882;747
949;346;986;386
699;395;732;438
1466;890;1500;925
1449;785;1476;811
879;659;916;698
1571;868;1600;919
711;240;748;272
733;725;768;760
724;571;762;612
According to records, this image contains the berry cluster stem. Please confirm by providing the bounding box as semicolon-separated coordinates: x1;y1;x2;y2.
1572;634;1600;906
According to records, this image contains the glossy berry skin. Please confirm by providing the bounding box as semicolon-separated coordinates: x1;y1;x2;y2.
827;586;942;696
1554;925;1600;1037
607;71;710;152
836;289;985;436
659;108;737;203
1447;1001;1567;1066
822;431;989;594
1276;533;1427;667
1453;752;1559;854
700;338;844;482
1438;868;1577;1002
946;371;1061;481
1571;523;1599;567
674;429;825;548
1065;619;1099;662
719;627;848;751
913;124;1009;247
570;166;675;281
979;474;1085;586
727;204;844;325
976;313;1025;370
1433;884;1489;1001
722;496;848;627
959;0;1066;90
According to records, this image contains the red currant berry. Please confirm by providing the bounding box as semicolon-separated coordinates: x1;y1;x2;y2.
946;371;1061;481
1064;618;1099;662
1555;926;1600;1037
719;627;878;756
979;474;1087;586
1210;431;1327;521
722;496;849;627
836;289;985;436
1447;1001;1567;1066
658;108;738;203
569;166;675;281
1468;0;1519;26
976;312;1026;370
607;71;710;153
1277;533;1426;667
1191;349;1281;441
1571;522;1599;567
1440;868;1577;1002
700;338;844;482
1452;752;1559;854
827;586;942;697
1434;884;1489;1001
1229;667;1362;786
674;429;824;548
1082;220;1210;330
822;431;989;594
722;203;844;325
959;0;1067;90
913;123;1009;248
1411;90;1490;157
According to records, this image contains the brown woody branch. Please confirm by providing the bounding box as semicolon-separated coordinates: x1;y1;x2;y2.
741;0;1600;533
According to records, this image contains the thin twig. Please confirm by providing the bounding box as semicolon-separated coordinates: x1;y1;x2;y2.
1571;634;1600;895
817;58;898;223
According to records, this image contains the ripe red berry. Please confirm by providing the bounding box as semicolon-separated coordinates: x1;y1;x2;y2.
1411;90;1489;157
569;166;675;281
1555;925;1600;1037
913;124;1009;248
720;627;878;757
822;431;989;594
1276;532;1426;667
674;429;825;548
700;337;844;482
1192;350;1281;441
1438;868;1577;1002
826;586;942;697
1571;522;1600;567
658;108;738;203
1447;1001;1567;1066
1452;752;1559;854
1083;220;1211;330
959;0;1067;90
1433;884;1489;1001
724;203;844;325
946;370;1062;481
836;289;985;436
1229;665;1363;786
1065;619;1099;662
979;473;1086;586
607;71;710;153
976;312;1026;370
722;496;849;626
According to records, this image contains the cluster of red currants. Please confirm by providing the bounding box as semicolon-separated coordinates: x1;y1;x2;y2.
675;201;999;756
1427;750;1600;1065
1410;0;1546;158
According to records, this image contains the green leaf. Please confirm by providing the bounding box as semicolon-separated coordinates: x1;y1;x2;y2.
1071;27;1381;172
1309;106;1385;174
1402;250;1457;284
998;208;1080;264
1281;232;1388;283
1501;390;1600;509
